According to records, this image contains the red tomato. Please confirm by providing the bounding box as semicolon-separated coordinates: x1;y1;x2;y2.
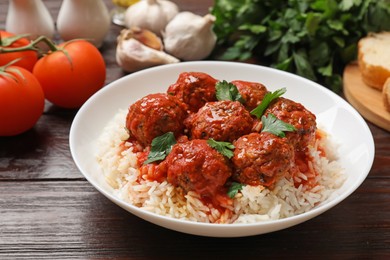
0;66;45;136
0;31;38;72
33;40;106;109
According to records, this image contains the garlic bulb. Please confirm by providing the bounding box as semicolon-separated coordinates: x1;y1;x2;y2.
124;0;179;37
163;12;217;61
116;28;179;73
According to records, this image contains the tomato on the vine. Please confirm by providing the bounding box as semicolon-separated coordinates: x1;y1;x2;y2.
33;40;106;109
0;65;45;136
0;31;38;72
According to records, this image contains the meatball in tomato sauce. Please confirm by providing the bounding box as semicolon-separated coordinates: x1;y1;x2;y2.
232;132;295;187
167;72;218;113
265;97;317;151
231;80;269;111
165;139;232;200
185;100;254;143
126;93;187;146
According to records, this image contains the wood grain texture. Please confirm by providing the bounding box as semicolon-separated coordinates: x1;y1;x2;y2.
0;181;389;259
1;0;390;259
343;63;390;131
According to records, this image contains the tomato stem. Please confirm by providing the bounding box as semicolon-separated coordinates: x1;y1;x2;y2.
0;35;58;56
0;33;31;47
0;59;26;82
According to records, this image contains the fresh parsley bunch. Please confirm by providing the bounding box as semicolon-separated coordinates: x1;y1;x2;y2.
211;0;390;92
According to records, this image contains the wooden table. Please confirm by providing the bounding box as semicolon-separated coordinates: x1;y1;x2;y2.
1;1;389;258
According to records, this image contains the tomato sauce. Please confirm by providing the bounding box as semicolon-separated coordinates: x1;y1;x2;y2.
122;71;320;209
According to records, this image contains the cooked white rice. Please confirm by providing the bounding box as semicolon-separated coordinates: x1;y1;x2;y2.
96;109;346;224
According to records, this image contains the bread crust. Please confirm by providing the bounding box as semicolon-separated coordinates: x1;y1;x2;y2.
358;32;390;90
383;78;390;112
358;58;390;90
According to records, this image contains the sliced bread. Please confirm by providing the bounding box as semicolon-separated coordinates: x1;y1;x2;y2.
358;32;390;90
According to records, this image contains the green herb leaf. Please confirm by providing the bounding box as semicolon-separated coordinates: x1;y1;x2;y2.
261;114;296;137
227;182;245;198
211;0;390;92
238;24;267;34
144;132;176;165
293;50;317;81
215;80;245;103
250;88;286;119
207;138;235;159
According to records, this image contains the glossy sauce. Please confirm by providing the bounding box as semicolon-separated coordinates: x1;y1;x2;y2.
124;72;320;209
164;139;232;204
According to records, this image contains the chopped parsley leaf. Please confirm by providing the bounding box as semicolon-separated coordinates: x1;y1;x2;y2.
144;132;176;164
261;114;296;137
250;88;286;118
207;138;235;159
216;80;245;103
227;182;245;198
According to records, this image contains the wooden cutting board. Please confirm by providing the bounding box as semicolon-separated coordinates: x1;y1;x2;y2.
343;63;390;131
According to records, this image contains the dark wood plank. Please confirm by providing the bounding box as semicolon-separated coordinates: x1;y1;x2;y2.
1;0;389;259
0;180;389;259
0;110;81;180
368;123;390;178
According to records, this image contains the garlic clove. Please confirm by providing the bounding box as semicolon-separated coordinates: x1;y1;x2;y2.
124;0;179;37
163;12;217;61
123;27;163;51
116;29;179;73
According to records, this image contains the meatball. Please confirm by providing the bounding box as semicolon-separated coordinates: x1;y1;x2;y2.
126;93;187;146
167;72;218;112
265;97;317;151
232;132;295;187
231;80;269;111
185;100;254;143
165;139;232;199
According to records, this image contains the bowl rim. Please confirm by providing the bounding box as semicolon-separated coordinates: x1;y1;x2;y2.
69;61;375;237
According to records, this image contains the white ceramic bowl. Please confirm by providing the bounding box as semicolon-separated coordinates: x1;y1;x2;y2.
69;61;374;237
